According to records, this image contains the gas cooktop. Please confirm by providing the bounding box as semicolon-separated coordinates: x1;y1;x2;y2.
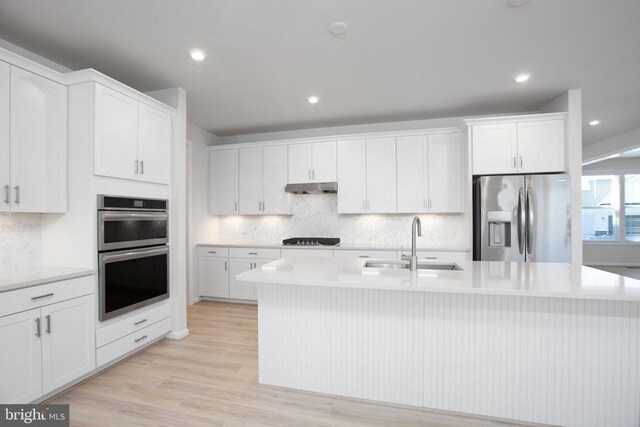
282;237;340;247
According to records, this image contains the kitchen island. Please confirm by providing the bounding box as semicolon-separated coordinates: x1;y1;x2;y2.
237;257;640;427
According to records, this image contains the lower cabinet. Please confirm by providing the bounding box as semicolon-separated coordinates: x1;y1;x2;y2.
198;255;230;298
0;292;95;404
229;259;272;300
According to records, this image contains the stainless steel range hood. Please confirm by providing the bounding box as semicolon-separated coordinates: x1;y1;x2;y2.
284;182;338;194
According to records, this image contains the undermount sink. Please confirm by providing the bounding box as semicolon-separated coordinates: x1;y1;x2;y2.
363;260;463;271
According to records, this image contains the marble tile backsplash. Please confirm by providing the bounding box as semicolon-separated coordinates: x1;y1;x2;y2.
0;214;42;272
216;194;466;247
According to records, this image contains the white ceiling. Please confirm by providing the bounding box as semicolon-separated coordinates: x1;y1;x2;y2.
0;0;638;145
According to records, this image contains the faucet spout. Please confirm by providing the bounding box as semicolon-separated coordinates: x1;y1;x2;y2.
405;216;422;271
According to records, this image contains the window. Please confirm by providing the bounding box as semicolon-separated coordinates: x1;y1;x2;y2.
625;174;640;242
582;175;619;241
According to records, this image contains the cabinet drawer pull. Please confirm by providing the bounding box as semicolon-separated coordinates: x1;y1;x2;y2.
248;252;258;255
208;251;217;254
234;202;238;212
45;315;51;334
31;293;54;301
3;185;8;204
134;335;148;343
225;261;228;271
140;160;145;175
424;256;437;260
358;255;369;258
14;185;20;204
35;318;41;338
134;318;148;326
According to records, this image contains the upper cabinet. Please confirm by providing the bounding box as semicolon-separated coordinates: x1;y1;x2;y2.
396;132;463;213
467;113;566;175
337;137;397;214
94;84;172;184
0;63;67;213
209;149;239;215
288;141;337;183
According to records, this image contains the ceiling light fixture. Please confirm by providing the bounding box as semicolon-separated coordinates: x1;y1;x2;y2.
329;21;348;35
589;120;600;126
514;73;531;83
307;95;320;104
189;49;206;61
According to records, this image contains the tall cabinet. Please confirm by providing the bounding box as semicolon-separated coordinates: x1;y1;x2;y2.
0;62;67;213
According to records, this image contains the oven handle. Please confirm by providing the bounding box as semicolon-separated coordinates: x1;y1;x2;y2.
100;212;168;221
101;246;169;263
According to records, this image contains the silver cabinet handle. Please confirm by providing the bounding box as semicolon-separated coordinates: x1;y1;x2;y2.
224;261;227;271
31;293;54;301
134;318;148;326
520;156;523;168
134;335;148;343
135;160;139;174
234;202;238;212
248;252;258;255
428;199;432;209
3;185;8;204
35;318;41;337
358;255;369;258
45;315;51;334
312;170;315;180
14;186;19;204
262;201;265;211
140;160;144;175
513;157;516;169
208;251;217;254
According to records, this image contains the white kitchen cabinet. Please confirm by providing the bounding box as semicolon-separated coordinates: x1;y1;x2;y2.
0;308;43;404
9;66;67;213
238;145;289;215
337;138;396;213
427;133;463;212
137;103;172;184
288;141;337;183
396;135;425;213
41;295;95;394
198;256;230;298
471;123;518;175
209;149;239;215
94;83;173;184
0;61;9;213
229;259;255;300
281;248;334;258
469;114;566;175
517;119;565;173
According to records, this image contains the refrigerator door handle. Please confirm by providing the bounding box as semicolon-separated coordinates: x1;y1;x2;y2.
517;188;525;255
526;187;534;255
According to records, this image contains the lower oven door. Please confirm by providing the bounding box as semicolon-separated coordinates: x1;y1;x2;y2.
99;246;170;321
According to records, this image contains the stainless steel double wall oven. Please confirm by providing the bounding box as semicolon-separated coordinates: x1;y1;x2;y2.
98;195;170;321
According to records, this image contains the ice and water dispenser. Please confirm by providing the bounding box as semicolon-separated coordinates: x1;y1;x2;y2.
487;211;511;248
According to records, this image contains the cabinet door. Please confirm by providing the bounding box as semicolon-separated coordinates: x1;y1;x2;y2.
198;256;229;297
262;145;290;215
428;133;463;212
396;135;427;213
517;120;565;173
366;137;397;213
471;123;517;175
229;259;255;300
138;103;172;184
41;295;95;394
0;308;42;403
288;143;313;183
209;149;239;215
337;139;367;213
0;62;9;213
239;147;263;215
312;141;337;182
10;66;67;213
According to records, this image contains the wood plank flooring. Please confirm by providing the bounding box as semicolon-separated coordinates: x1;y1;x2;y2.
48;301;535;426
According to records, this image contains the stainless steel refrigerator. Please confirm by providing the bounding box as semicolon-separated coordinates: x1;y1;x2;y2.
473;174;571;262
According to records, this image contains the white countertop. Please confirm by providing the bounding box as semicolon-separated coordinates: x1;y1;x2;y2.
236;256;640;301
0;266;95;293
196;241;470;252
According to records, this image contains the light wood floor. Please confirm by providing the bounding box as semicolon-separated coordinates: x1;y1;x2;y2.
49;301;535;426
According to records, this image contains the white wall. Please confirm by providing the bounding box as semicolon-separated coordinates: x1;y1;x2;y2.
583;157;640;266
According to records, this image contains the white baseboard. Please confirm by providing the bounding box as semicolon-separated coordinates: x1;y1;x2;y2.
200;296;257;305
165;328;189;340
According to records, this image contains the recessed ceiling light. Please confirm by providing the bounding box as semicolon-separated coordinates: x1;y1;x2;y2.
307;96;320;104
189;49;206;61
329;21;348;35
589;120;600;126
514;73;531;83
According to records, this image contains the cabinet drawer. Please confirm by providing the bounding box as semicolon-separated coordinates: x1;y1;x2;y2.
281;248;333;258
333;250;398;259
399;250;469;262
96;317;171;367
0;275;94;318
96;302;171;348
229;247;281;259
197;247;229;258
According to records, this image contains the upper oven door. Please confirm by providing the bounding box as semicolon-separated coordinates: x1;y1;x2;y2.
98;211;169;251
